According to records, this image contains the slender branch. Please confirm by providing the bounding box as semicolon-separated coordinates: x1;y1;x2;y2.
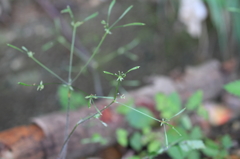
72;32;108;83
59;100;115;154
31;56;67;84
68;25;77;84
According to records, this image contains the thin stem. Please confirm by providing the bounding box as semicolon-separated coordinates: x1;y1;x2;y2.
59;100;115;153
30;57;67;84
68;25;77;84
57;89;72;159
72;32;108;83
114;81;120;100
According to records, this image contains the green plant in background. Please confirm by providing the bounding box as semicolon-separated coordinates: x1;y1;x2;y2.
224;80;240;97
204;0;240;59
116;90;233;158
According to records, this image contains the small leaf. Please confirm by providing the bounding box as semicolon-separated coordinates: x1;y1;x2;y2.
130;132;142;151
186;90;203;110
7;44;24;52
118;5;133;21
21;46;28;52
116;128;128;147
197;106;208;120
180;115;192;130
169;107;186;120
126;66;140;73
114;23;145;29
18;82;33;86
179;140;205;152
41;41;55;51
101;20;106;25
103;71;114;75
83;12;98;22
168;146;184;159
57;86;87;110
74;21;83;27
126;107;154;129
190;126;203;139
221;135;232;149
148;140;161;153
224;80;240;97
108;0;116;22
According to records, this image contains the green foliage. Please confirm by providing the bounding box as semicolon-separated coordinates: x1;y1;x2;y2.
147;140;161;153
223;80;240;97
185;90;203;110
155;92;181;119
116;128;128;147
58;85;87;110
81;133;108;145
130;132;143;151
126;107;155;129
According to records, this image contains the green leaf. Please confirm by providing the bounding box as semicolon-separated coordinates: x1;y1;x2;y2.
61;6;74;19
205;139;219;149
169;107;186;120
221;134;232;149
116;105;131;115
130;132;142;151
155;92;182;119
180;115;192;130
197;106;208;119
57;86;87;110
186;90;203;110
107;0;116;23
116;128;128;147
187;151;201;159
83;12;98;22
118;5;133;21
190;126;203;139
167;146;184;159
179;140;205;152
113;23;145;29
148;140;161;153
21;46;28;52
18;82;33;86
126;107;154;129
103;71;114;75
224;80;240;97
74;21;83;27
202;147;219;157
126;66;140;73
7;44;24;52
41;41;55;51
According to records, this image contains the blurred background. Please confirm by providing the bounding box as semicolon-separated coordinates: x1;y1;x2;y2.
0;0;239;131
